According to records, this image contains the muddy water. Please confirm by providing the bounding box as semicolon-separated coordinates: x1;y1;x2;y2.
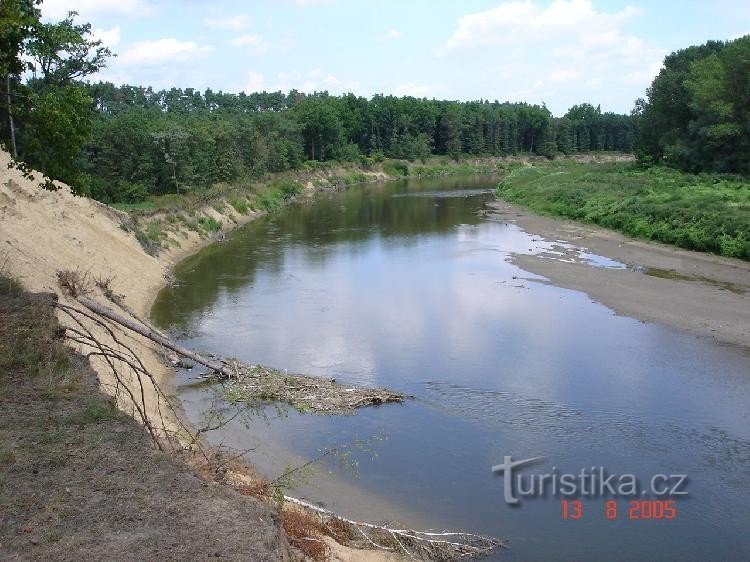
152;176;750;561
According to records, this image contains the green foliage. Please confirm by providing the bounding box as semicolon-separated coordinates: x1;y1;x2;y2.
339;172;369;185
74;85;635;204
258;180;302;212
635;35;750;174
17;84;94;191
497;162;750;259
197;216;221;233
382;160;410;177
0;0;39;77
229;198;249;214
25;10;112;86
1;8;113;194
411;162;495;177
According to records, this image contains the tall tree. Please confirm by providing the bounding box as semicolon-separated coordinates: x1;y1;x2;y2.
0;0;40;156
6;9;113;193
25;11;112;87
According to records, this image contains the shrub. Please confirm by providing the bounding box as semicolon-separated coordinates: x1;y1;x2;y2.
197;216;221;232
382;160;409;177
229;198;250;214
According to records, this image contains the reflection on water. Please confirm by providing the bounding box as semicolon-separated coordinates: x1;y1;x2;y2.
152;176;750;561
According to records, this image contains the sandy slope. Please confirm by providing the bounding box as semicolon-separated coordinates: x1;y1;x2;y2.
0;151;181;431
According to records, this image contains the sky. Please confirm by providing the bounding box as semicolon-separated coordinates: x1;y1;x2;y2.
40;0;750;115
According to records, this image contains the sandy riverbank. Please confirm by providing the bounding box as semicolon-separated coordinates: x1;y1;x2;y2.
486;199;750;350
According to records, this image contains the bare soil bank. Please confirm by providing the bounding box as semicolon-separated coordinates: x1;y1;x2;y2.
487;200;750;349
0;284;295;560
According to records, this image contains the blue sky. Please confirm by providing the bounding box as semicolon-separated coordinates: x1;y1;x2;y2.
41;0;749;115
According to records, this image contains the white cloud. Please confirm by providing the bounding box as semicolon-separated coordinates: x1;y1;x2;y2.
245;72;267;92
437;0;663;112
120;39;215;66
41;0;151;20
252;69;358;94
394;82;436;98
439;0;640;53
203;15;252;31
229;34;271;54
92;27;121;49
378;29;404;42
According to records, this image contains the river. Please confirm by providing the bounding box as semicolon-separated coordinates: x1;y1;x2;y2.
151;175;750;561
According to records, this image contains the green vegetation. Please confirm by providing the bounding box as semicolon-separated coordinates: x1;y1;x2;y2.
75;92;634;204
635;35;750;174
258;180;303;212
1;4;634;208
496;162;750;259
229;198;250;215
197;216;221;233
0;3;112;191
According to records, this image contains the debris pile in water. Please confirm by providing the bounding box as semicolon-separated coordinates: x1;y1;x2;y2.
203;360;407;415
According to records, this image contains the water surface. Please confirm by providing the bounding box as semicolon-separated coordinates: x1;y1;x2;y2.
152;176;750;561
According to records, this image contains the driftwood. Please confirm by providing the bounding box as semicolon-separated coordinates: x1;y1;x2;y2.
284;496;503;560
219;363;406;415
76;296;233;377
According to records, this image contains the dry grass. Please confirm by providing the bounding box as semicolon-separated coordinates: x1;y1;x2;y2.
56;268;92;298
0;277;291;560
281;509;329;561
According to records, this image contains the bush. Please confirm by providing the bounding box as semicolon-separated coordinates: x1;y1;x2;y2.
229;198;250;214
382;160;409;177
197;216;221;232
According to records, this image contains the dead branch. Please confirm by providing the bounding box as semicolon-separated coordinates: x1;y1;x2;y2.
75;295;233;376
284;496;503;560
51;299;212;458
219;363;407;414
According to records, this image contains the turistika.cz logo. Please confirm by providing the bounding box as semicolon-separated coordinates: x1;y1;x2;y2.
491;456;688;506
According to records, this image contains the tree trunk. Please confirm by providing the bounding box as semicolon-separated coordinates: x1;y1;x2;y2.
5;75;17;158
172;162;179;194
76;296;233;377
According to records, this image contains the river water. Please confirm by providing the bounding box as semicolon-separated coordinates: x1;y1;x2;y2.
151;176;750;561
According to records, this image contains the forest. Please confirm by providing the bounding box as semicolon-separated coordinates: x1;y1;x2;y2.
0;3;748;208
634;35;750;174
77;87;636;202
1;4;637;203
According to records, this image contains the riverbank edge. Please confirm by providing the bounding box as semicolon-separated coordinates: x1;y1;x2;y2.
486;199;750;350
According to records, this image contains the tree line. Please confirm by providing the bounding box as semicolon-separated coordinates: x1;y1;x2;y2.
79;85;636;202
635;35;750;174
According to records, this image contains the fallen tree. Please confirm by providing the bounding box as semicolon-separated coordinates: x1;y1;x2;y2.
284;496;504;560
76;295;233;376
